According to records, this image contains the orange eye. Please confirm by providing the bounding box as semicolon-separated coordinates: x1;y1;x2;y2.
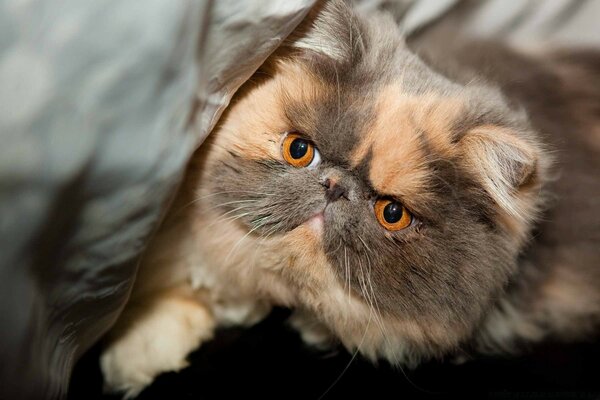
374;199;412;231
282;133;315;168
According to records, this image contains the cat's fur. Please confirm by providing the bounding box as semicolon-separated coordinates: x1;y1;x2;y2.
100;1;600;396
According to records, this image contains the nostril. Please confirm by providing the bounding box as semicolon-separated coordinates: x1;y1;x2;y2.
325;183;347;202
323;178;336;188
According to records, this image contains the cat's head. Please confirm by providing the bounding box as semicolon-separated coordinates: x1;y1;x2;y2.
195;0;547;362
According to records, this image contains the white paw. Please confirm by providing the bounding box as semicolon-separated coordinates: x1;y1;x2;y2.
289;310;336;351
100;297;215;398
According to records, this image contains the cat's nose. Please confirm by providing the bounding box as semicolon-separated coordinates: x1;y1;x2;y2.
324;178;348;202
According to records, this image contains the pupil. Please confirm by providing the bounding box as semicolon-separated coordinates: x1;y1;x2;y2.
289;139;308;159
383;202;403;223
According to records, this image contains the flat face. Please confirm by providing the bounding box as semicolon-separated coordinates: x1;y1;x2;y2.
190;1;542;358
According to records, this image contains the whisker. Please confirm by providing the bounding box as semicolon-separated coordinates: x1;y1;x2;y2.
356;238;433;395
344;246;351;306
224;221;268;264
358;235;390;345
195;190;275;200
355;253;384;345
174;190;274;216
203;208;256;230
317;306;373;400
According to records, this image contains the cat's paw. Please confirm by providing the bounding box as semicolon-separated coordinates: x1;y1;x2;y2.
100;296;215;398
289;310;337;351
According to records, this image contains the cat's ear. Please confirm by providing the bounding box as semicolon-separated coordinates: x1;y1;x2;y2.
287;0;367;64
460;126;544;227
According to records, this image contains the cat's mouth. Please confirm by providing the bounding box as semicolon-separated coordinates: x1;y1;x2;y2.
306;211;325;232
304;200;336;233
304;198;343;233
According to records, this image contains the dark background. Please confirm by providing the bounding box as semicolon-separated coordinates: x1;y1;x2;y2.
69;308;600;400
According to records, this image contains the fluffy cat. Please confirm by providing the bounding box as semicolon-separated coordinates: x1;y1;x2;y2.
100;1;600;396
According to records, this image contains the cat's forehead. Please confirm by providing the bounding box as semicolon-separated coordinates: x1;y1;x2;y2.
352;87;466;203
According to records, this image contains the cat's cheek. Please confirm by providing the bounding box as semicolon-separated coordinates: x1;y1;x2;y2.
282;222;324;256
274;224;333;283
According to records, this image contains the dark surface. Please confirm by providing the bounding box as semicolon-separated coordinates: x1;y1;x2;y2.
69;308;600;400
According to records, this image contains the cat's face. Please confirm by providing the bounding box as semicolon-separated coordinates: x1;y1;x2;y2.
194;1;545;361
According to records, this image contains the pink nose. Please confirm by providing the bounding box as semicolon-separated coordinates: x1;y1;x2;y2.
324;178;347;202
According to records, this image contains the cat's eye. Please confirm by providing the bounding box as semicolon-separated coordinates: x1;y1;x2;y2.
282;133;321;169
374;199;412;231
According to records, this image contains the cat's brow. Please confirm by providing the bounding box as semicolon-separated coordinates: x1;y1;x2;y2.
352;146;376;194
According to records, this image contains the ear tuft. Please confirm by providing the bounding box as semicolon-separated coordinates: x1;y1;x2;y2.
461;126;543;226
289;0;366;63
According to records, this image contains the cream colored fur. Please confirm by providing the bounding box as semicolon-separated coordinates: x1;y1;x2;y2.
100;70;431;395
100;291;214;398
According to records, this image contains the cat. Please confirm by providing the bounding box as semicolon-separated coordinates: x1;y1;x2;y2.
100;0;600;397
